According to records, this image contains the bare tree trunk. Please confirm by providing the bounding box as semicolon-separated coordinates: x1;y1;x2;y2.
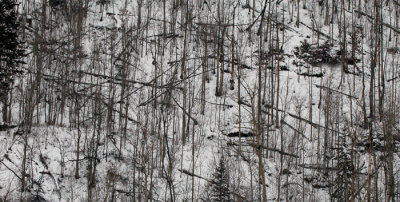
230;8;235;91
257;30;267;202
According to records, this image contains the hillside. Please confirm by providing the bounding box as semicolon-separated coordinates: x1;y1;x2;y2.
0;0;400;201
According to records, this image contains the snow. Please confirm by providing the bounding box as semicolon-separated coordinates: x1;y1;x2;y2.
1;0;400;201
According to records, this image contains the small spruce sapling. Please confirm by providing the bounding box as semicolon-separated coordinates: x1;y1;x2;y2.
210;156;230;202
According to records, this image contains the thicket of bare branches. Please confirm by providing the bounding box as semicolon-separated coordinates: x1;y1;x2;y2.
0;0;399;201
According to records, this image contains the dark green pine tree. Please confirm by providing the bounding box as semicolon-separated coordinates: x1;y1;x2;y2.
0;0;24;122
210;156;230;202
332;148;353;201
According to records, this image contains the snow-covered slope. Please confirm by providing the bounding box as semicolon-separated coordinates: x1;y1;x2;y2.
1;0;400;201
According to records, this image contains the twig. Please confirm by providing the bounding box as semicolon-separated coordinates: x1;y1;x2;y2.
280;120;310;141
171;96;198;125
315;84;359;99
0;161;22;180
178;169;211;182
263;105;345;135
248;143;299;158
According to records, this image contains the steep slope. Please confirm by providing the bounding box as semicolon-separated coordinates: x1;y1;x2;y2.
1;0;400;201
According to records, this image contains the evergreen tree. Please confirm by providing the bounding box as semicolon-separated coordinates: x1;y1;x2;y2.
210;156;230;202
0;0;24;121
332;148;353;201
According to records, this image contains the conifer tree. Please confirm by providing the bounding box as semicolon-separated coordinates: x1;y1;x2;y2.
0;0;24;121
333;148;353;201
210;156;230;202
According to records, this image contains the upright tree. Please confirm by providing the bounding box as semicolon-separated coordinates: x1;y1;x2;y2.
0;0;24;123
210;156;230;202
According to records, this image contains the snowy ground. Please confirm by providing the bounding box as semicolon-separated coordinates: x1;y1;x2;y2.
1;0;400;201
